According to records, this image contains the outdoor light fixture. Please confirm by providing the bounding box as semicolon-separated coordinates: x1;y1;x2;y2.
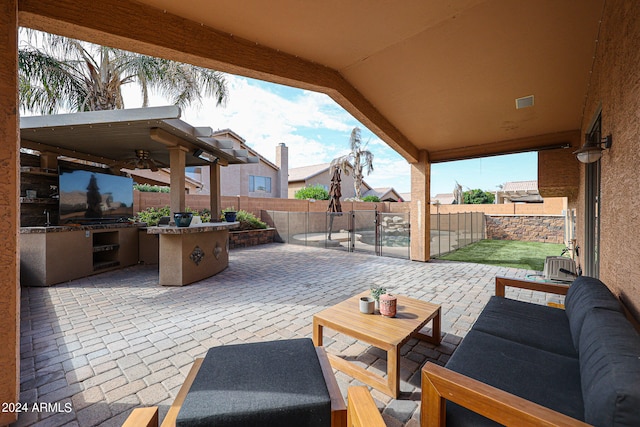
193;148;217;163
574;133;613;164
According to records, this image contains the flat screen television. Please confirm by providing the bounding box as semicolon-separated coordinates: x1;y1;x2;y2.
59;168;134;224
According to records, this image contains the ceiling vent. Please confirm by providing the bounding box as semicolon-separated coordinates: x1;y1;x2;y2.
516;95;535;109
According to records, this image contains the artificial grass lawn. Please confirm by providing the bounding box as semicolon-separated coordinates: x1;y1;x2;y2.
436;239;565;271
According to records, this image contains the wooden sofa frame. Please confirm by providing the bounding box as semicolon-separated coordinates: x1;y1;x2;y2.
421;276;591;427
346;386;386;427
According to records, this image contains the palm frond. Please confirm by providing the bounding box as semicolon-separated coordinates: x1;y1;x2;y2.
18;29;229;113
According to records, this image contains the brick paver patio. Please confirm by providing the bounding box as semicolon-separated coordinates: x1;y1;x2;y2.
16;243;550;427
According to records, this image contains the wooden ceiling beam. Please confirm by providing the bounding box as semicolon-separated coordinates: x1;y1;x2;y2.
18;0;420;163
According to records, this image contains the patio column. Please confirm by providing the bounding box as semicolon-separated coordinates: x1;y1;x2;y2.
209;162;221;221
169;146;188;215
410;150;431;262
0;0;20;424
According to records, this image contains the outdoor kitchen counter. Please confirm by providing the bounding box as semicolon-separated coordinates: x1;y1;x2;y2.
20;224;142;286
147;222;239;286
20;223;142;233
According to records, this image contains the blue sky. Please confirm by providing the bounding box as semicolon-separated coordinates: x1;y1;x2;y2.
129;75;538;196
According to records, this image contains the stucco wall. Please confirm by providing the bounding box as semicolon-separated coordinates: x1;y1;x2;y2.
0;1;19;423
194;162;282;198
580;1;640;319
288;168;366;199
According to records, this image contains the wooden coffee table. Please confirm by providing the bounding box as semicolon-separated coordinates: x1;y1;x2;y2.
312;292;441;398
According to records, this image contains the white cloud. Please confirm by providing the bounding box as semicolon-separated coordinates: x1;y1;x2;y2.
122;74;411;193
177;76;357;165
362;158;411;193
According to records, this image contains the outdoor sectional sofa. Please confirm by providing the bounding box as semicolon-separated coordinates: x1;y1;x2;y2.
421;275;640;427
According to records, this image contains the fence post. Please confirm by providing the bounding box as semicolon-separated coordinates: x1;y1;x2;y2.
349;211;355;252
437;212;441;258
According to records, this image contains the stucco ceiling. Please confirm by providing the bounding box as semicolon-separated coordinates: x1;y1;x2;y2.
19;0;605;163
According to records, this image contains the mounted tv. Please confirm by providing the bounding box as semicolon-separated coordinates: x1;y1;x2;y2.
58;168;134;224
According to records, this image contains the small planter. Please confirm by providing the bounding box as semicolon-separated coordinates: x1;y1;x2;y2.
174;212;193;227
223;211;237;222
359;297;375;314
379;294;397;317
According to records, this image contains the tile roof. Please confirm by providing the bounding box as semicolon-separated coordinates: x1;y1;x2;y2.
502;180;538;192
288;163;331;181
431;193;456;204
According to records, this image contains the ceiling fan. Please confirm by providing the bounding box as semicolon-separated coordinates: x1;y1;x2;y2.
112;149;165;172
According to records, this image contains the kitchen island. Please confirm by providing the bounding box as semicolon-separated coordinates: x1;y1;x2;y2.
147;222;238;286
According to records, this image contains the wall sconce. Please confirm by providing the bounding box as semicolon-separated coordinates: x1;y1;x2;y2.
573;134;612;164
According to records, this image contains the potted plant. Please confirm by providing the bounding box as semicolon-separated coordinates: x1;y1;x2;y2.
222;207;237;222
370;286;387;311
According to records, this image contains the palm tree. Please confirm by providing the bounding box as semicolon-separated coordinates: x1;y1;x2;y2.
330;127;374;200
18;30;228;114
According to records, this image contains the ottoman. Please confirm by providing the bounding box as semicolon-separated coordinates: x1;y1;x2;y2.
176;338;332;427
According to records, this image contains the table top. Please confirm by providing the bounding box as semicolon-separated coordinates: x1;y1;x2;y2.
314;291;440;348
146;222;238;234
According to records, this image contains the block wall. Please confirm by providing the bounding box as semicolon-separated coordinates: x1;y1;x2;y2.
486;215;565;244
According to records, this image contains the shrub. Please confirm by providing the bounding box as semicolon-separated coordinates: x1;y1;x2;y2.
133;206;171;226
462;189;495;204
134;183;170;193
362;195;380;202
190;207;211;223
235;210;267;230
133;206;211;225
294;184;330;200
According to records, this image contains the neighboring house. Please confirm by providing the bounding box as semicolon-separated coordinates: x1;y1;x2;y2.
288;162;404;201
123;167;203;193
362;187;403;202
130;129;289;198
431;193;456;205
288;163;372;199
495;180;543;203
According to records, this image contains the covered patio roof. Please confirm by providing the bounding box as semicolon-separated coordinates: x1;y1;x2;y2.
20;106;259;168
19;0;605;163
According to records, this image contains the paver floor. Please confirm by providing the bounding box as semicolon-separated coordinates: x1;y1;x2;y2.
15;243;552;427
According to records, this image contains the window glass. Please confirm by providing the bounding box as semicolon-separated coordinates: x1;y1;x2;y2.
249;175;271;192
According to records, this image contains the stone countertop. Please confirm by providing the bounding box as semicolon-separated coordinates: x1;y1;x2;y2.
20;223;145;234
146;222;239;234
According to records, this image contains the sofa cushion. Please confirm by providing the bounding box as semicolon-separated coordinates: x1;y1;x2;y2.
176;338;331;427
445;329;584;427
565;276;622;349
472;296;576;358
579;308;640;427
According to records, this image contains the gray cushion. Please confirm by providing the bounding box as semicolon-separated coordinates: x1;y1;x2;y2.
565;276;622;349
445;329;584;426
472;296;577;358
176;338;331;427
579;308;640;427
